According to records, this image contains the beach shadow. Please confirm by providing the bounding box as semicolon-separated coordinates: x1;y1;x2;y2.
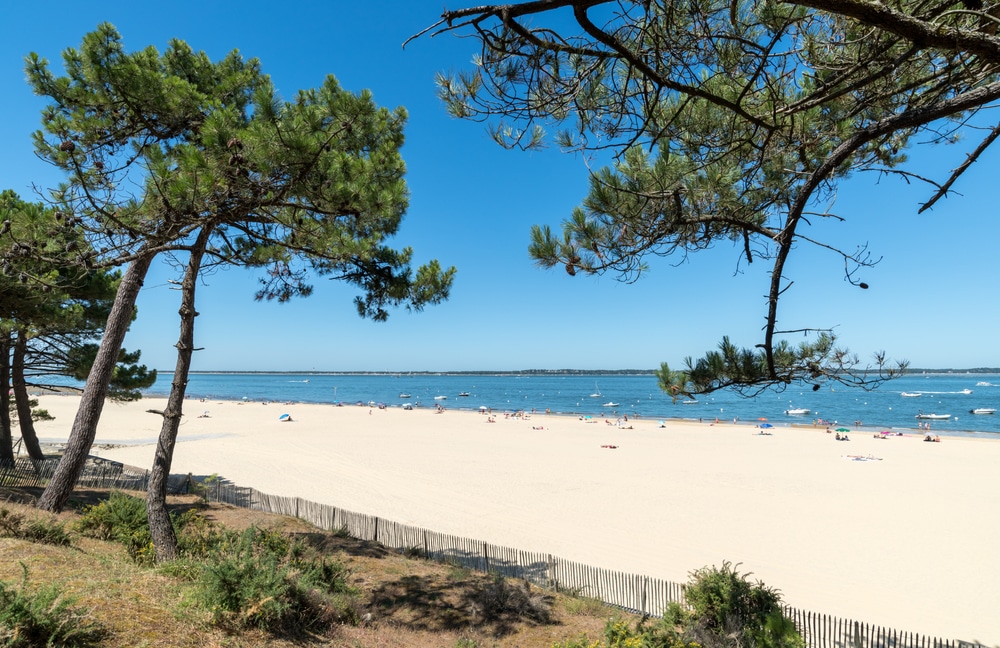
289;530;392;559
368;572;557;637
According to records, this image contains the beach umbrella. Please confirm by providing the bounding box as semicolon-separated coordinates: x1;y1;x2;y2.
279;413;291;421
835;427;850;433
760;423;773;429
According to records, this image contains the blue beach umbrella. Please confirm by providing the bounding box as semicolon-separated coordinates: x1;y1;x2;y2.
760;423;773;429
279;413;291;422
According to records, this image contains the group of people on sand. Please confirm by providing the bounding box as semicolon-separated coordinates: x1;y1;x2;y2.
924;434;942;442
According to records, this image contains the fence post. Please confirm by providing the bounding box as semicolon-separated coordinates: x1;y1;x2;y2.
374;517;379;543
484;542;490;573
423;531;429;559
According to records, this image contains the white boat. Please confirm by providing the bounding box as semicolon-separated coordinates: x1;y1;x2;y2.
458;392;470;397
900;392;921;397
398;393;411;398
682;400;699;405
590;383;602;398
970;408;996;415
785;408;810;415
602;402;619;408
915;412;950;420
433;395;447;400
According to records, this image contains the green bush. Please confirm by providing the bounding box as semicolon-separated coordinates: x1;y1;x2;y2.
199;546;293;630
0;507;72;547
74;492;214;566
0;565;103;647
195;526;359;633
73;492;149;542
72;493;361;635
660;562;804;648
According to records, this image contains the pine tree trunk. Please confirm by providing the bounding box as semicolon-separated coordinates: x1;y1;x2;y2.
37;253;155;513
147;227;212;562
0;333;14;465
12;331;45;461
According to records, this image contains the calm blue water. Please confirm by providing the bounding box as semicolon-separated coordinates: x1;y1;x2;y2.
138;372;1000;438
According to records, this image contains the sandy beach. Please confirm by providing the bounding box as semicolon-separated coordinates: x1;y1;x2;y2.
27;394;1000;644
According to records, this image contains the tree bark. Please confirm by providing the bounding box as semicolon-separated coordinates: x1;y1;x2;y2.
147;227;212;562
0;333;13;465
12;331;45;461
37;253;155;512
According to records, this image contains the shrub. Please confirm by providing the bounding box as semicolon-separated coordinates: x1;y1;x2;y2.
19;518;72;547
195;526;360;633
0;508;23;537
0;506;72;546
0;564;103;647
74;492;215;565
554;616;704;648
73;491;148;542
198;546;293;630
658;561;804;648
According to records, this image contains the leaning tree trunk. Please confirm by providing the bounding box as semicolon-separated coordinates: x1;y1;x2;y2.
37;253;155;513
147;227;212;562
12;331;45;461
0;333;14;464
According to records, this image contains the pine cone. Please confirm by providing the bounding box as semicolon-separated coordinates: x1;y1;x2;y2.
59;140;76;153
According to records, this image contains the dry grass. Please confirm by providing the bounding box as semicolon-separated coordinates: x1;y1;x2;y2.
0;487;620;647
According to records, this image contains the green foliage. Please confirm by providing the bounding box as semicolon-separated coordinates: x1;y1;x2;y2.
0;564;103;647
198;536;294;630
73;491;149;542
683;562;782;634
657;334;904;397
22;23;454;320
7;398;53;425
553;564;803;648
194;526;359;632
73;492;203;565
0;191;152;402
71;492;359;634
431;2;1000;394
662;562;803;648
0;507;72;547
66;345;156;402
74;492;156;565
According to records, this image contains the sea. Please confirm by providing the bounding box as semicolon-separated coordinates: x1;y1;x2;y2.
128;371;1000;439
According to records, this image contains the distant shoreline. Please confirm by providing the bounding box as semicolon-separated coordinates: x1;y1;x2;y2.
163;369;659;376
155;368;1000;376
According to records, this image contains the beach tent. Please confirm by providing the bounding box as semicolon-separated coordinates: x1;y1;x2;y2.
279;413;291;422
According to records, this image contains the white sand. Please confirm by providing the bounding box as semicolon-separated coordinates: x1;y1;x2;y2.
30;394;1000;644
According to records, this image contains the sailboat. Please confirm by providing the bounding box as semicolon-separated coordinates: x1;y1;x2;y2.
590;382;602;398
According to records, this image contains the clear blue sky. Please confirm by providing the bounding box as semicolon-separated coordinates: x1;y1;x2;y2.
2;2;998;372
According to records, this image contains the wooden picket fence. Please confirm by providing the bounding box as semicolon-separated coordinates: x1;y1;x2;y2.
0;458;986;648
